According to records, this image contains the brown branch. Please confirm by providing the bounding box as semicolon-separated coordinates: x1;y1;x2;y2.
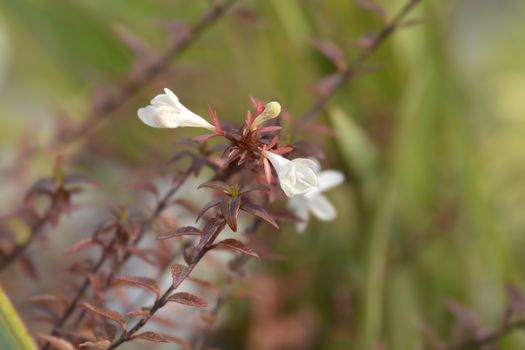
106;218;227;350
449;319;525;350
0;199;64;272
192;218;262;349
0;215;48;272
5;0;238;174
43;166;194;349
301;0;422;121
192;268;237;350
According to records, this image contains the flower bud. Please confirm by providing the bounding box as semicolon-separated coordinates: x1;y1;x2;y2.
251;101;281;130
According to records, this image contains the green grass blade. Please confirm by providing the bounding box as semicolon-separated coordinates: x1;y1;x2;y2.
0;286;36;350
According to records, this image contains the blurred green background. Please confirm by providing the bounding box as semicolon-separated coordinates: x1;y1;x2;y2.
2;0;525;349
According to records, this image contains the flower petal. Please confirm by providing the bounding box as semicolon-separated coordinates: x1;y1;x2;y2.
317;170;345;192
307;194;336;221
264;152;319;197
263;151;289;174
163;88;181;105
291;158;318;171
138;106;162;128
150;93;175;107
288;197;310;233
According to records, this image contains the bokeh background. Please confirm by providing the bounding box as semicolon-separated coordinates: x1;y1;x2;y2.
1;0;525;349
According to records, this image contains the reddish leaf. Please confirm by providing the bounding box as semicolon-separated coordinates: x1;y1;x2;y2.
187;277;219;293
126;247;156;266
356;0;386;22
172;171;189;192
64;237;99;255
38;334;74;350
249;96;265;115
129;181;158;197
267;135;279;149
30;294;68;308
156;226;201;240
94;322;117;342
171;264;187;286
167;292;209;308
195;198;222;222
311;73;341;97
88;274;103;299
19;255;38;279
240;202;279;228
197;181;230;192
26;177;55;199
192;133;219;142
78;340;111;350
195;218;226;252
114;276;160;299
312;37;346;71
114;24;157;59
270;208;302;223
83;302;127;332
503;284;525;326
246;110;253;126
263;158;272;184
126;310;150;317
447;300;479;336
213;239;259;258
255;126;282;133
169;150;195;164
353;32;379;51
63;174;95;187
208;105;223;135
239;184;269;195
220;197;241;231
132;332;191;349
234;7;263;26
270;146;294;155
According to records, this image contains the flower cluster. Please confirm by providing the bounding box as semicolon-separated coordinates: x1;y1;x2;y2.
138;88;344;232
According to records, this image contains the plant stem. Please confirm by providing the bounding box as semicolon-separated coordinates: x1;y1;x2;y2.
0;206;56;272
107;219;226;349
300;0;422;122
43;167;193;349
451;319;525;349
2;0;238;176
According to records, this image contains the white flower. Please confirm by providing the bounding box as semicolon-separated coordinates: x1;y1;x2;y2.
137;88;214;130
251;101;281;130
263;150;318;197
288;170;344;233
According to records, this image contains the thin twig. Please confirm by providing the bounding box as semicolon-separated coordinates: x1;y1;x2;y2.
4;0;238;175
43;167;193;349
0;204;57;272
107;218;226;349
192;270;236;350
301;0;422;121
450;319;525;350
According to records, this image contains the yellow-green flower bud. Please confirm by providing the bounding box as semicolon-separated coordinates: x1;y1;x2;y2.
251;101;281;130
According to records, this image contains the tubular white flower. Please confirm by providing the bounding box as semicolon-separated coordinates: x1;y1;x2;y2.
263;150;318;197
287;170;344;233
137;88;214;130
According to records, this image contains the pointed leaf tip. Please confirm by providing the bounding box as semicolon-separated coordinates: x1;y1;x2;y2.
114;276;160;299
214;239;259;258
167;292;209;308
82;302;126;332
171;264;187;286
133;332;191;349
